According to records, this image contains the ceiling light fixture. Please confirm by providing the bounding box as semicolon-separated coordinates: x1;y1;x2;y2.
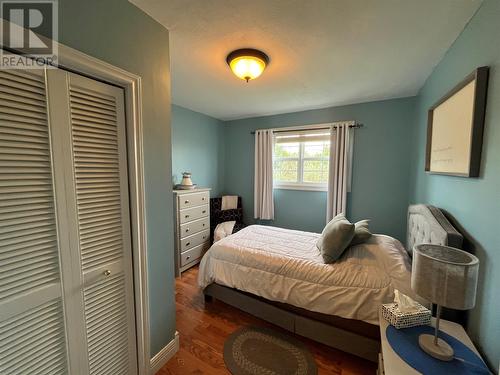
226;48;269;82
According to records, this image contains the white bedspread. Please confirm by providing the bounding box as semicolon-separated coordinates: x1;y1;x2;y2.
198;225;418;325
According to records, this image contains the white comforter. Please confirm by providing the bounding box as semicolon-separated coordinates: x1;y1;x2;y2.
198;225;418;325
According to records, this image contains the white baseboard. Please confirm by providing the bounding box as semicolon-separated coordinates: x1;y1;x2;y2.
150;331;180;374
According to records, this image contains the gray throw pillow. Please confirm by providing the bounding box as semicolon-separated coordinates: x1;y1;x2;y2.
316;214;355;263
350;219;372;246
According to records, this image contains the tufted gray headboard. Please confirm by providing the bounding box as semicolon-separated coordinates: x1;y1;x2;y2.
406;204;463;256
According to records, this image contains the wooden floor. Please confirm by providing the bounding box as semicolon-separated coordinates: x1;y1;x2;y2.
157;266;377;375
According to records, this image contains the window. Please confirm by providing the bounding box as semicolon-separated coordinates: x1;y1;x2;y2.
273;129;332;191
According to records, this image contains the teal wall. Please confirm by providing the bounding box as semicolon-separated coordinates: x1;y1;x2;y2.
409;0;500;368
224;97;416;240
59;0;175;356
171;105;225;196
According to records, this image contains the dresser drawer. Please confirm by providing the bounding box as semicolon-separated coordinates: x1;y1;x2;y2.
180;217;209;239
180;229;210;252
179;204;209;224
180;241;210;266
178;191;209;209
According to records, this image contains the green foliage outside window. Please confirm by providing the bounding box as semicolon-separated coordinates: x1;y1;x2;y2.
273;140;330;186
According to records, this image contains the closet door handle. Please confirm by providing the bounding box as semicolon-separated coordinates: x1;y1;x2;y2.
103;270;111;277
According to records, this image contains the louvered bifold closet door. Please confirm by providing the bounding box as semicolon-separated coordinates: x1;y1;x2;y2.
0;69;68;374
67;72;137;375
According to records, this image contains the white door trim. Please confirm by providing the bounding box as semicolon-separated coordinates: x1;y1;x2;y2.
1;19;151;375
58;45;151;375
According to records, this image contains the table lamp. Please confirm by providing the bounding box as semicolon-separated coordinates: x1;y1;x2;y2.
411;244;479;361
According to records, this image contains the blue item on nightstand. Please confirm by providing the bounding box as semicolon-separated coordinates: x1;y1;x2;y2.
386;325;490;374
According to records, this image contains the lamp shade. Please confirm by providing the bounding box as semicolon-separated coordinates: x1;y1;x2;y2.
411;244;479;310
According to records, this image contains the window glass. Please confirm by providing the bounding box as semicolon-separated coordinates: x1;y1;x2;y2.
273;133;331;189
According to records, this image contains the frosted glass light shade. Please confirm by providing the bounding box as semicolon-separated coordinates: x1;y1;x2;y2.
411;244;479;310
229;56;266;81
226;49;269;82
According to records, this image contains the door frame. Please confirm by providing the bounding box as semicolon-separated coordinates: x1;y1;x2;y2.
1;19;152;375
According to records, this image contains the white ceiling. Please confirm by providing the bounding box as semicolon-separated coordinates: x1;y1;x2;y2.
131;0;482;120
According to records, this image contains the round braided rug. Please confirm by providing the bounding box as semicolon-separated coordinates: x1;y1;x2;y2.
223;326;318;375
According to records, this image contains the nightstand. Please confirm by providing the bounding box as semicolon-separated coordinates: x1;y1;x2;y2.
378;308;484;375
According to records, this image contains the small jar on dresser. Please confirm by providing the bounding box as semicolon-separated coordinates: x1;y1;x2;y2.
173;188;211;276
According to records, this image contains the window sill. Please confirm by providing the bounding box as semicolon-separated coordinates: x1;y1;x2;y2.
273;184;328;192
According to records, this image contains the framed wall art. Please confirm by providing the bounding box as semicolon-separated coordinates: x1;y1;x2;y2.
425;66;489;177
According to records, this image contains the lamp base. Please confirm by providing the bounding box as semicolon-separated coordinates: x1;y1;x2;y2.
418;334;454;361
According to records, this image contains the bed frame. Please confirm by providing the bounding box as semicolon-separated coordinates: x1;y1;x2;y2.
203;204;464;362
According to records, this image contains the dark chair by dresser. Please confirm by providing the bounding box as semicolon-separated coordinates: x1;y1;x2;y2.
210;197;246;241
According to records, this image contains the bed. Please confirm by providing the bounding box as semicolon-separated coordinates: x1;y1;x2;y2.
198;204;463;362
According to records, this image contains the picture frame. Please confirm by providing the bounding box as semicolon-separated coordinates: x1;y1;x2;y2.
425;66;489;177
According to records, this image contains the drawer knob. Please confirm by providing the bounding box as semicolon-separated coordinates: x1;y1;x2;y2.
203;235;206;239
185;214;190;218
184;200;189;204
103;270;111;277
186;256;191;260
202;223;205;227
185;228;189;232
202;210;206;214
186;242;191;247
202;197;205;201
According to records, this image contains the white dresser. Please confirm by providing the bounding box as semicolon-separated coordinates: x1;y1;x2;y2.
173;188;211;276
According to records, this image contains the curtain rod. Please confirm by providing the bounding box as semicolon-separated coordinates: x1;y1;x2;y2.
250;123;363;135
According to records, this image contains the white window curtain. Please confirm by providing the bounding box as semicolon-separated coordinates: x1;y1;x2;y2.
326;122;354;222
254;129;274;220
